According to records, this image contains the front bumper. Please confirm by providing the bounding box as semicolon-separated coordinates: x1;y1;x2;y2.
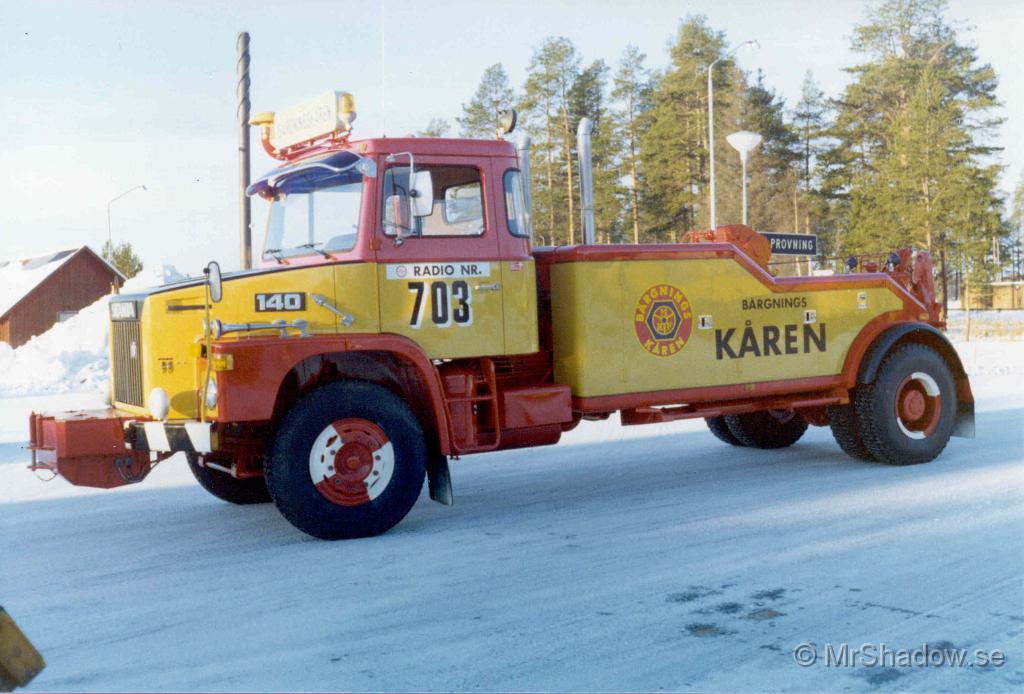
28;410;212;489
125;420;213;453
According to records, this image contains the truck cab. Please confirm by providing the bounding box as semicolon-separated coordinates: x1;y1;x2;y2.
258;138;541;360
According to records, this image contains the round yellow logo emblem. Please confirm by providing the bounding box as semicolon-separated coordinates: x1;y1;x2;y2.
634;284;693;357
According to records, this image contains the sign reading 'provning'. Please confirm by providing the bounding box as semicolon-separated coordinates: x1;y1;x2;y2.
765;232;819;256
761;232;818;256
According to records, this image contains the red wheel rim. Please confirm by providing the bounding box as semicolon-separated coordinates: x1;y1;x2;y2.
894;372;942;439
308;419;394;506
768;409;796;424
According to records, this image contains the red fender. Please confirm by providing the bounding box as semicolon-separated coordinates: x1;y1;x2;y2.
211;334;452;454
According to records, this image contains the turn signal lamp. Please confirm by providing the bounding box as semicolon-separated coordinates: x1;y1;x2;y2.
210;354;234;372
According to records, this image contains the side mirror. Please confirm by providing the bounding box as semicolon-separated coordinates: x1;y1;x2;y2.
205;261;223;303
411;171;433;217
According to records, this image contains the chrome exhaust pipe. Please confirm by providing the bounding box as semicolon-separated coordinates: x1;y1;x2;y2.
515;133;533;235
577;118;595;245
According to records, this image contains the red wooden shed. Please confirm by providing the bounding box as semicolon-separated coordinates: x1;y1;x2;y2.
0;247;125;348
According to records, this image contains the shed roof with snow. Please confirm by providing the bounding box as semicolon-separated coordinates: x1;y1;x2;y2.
0;246;125;348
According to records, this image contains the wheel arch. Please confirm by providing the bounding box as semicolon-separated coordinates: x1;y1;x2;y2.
856;322;974;438
278;351;448;449
273;347;452;455
213;334;453;454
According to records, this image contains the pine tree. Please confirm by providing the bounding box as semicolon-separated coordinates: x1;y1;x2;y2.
522;37;581;245
414;118;451;137
458;64;516;138
735;69;801;232
102;240;142;279
793;71;827;195
824;0;1004;275
1010;175;1024;280
640;16;730;240
791;71;830;269
611;44;653;243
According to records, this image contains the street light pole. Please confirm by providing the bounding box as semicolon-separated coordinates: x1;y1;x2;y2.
106;184;148;250
707;39;758;229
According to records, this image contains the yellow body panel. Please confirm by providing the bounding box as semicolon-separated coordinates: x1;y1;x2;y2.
115;259;535;419
549;258;903;398
122;265;366;420
501;260;539;355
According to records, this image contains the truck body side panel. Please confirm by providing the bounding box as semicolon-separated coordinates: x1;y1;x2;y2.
545;250;908;399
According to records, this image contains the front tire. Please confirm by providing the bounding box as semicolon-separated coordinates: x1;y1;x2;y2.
265;381;427;540
187;453;272;504
724;410;808;449
854;344;956;465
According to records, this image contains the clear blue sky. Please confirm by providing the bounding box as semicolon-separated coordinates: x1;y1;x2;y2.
2;0;1020;273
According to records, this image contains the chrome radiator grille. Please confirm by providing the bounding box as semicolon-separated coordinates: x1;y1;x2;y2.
111;320;144;407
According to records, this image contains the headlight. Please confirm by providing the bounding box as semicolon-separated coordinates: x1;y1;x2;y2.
148;387;170;420
205;376;218;409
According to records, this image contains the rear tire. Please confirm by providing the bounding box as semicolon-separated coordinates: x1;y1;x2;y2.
827;401;875;462
186;453;272;505
705;416;746;446
265;381;427;540
724;410;808;449
854;344;956;465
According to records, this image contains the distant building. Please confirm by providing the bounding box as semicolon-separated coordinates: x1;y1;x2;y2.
0;247;125;348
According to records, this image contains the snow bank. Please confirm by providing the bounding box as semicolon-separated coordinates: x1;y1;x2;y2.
0;263;186;397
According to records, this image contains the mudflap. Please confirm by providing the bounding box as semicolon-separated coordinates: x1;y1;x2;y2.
426;449;453;506
28;410;158;489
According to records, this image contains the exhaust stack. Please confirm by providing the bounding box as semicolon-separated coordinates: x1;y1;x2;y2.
516;133;533;235
577;118;595;245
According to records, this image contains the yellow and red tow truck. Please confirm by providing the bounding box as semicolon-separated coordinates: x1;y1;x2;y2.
29;91;974;539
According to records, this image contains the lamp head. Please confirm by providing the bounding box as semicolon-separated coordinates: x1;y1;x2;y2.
726;130;763;157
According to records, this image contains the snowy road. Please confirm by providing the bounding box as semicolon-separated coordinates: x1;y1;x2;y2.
1;343;1022;692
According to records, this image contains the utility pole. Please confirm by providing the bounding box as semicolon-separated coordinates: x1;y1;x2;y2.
237;32;252;269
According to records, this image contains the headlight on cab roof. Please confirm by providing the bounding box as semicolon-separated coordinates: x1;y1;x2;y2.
110;300;138;321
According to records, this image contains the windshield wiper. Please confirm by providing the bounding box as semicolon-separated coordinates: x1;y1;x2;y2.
298;242;330;257
264;248;286;264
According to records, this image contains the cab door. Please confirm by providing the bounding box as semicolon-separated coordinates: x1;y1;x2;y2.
376;160;506;359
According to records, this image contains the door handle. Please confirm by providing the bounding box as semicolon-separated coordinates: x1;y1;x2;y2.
474;283;501;291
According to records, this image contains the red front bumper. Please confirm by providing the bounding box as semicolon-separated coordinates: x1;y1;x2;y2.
28;409;154;488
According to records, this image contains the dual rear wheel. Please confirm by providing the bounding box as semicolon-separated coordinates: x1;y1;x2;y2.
705;410;809;450
704;343;957;465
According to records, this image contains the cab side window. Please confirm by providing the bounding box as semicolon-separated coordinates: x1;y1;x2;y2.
382;165;485;237
503;169;530;238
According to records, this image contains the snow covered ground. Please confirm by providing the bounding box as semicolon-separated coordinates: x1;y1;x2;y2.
0;340;1021;692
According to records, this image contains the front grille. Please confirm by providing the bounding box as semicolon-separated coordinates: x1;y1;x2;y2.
111;320;144;407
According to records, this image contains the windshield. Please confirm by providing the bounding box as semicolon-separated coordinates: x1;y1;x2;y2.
264;182;363;260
